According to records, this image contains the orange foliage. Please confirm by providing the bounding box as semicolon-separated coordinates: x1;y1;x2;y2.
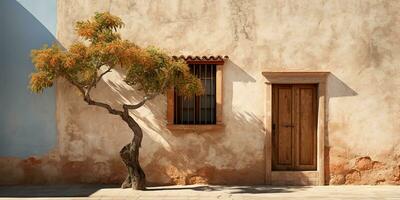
29;12;203;98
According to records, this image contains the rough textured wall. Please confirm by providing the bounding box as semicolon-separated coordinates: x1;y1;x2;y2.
1;0;399;186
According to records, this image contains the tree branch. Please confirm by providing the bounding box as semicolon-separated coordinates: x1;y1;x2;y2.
122;94;156;110
84;95;124;116
63;74;85;96
96;66;112;84
63;74;123;116
85;66;112;97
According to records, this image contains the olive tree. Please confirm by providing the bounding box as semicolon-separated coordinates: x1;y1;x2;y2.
29;12;203;190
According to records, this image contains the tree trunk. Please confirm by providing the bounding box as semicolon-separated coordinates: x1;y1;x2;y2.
119;113;146;190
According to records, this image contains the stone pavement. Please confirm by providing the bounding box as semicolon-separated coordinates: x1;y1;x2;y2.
0;185;399;200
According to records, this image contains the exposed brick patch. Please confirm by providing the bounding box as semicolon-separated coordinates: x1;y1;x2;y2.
355;156;373;171
187;175;208;184
391;165;400;183
372;161;385;170
345;169;361;184
329;174;345;185
329;155;400;185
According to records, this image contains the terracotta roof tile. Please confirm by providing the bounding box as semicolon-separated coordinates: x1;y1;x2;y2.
172;55;229;64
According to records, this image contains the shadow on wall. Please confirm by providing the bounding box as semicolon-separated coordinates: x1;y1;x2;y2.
0;0;57;157
92;60;266;185
324;73;358;184
95;67;167;135
216;60;266;184
327;74;358;97
223;59;260;133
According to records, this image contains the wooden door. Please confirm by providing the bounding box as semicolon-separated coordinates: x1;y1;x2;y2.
272;84;317;171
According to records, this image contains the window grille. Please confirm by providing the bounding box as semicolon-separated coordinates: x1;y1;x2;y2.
174;64;216;124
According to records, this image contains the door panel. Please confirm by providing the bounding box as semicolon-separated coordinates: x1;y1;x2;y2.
272;86;294;170
272;84;317;171
277;87;293;166
295;86;317;170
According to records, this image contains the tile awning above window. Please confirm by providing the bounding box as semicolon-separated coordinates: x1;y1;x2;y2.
172;55;229;65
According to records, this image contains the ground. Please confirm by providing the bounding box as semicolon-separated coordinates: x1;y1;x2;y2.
0;185;399;199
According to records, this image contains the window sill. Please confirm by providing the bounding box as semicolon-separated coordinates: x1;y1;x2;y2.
166;124;225;132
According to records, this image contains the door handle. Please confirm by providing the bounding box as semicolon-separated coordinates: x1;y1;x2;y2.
282;124;295;128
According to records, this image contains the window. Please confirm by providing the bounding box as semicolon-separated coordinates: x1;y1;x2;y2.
167;56;227;130
174;64;216;124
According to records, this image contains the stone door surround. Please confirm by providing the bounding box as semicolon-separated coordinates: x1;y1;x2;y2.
262;71;329;185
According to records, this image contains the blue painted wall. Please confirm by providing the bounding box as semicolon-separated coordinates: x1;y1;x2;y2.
0;0;57;157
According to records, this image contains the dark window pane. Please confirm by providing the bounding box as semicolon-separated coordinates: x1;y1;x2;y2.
174;63;216;124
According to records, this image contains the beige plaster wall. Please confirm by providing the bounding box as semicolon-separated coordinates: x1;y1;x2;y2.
1;0;399;186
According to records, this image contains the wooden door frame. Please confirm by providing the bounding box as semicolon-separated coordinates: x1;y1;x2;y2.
262;72;329;185
272;84;318;171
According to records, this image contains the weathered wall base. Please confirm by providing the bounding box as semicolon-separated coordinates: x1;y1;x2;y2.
2;154;399;186
329;155;400;185
0;154;265;186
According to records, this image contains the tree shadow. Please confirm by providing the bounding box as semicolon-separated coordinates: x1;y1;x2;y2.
155;60;265;185
93;67;172;151
145;185;307;194
91;60;268;185
0;184;308;197
0;185;118;197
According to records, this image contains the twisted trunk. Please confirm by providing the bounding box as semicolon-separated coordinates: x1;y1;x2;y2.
119;112;146;190
67;72;151;190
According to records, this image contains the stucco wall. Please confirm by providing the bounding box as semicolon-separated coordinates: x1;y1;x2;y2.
1;0;399;186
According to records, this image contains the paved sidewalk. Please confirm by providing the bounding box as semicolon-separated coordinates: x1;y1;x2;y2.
0;185;399;199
